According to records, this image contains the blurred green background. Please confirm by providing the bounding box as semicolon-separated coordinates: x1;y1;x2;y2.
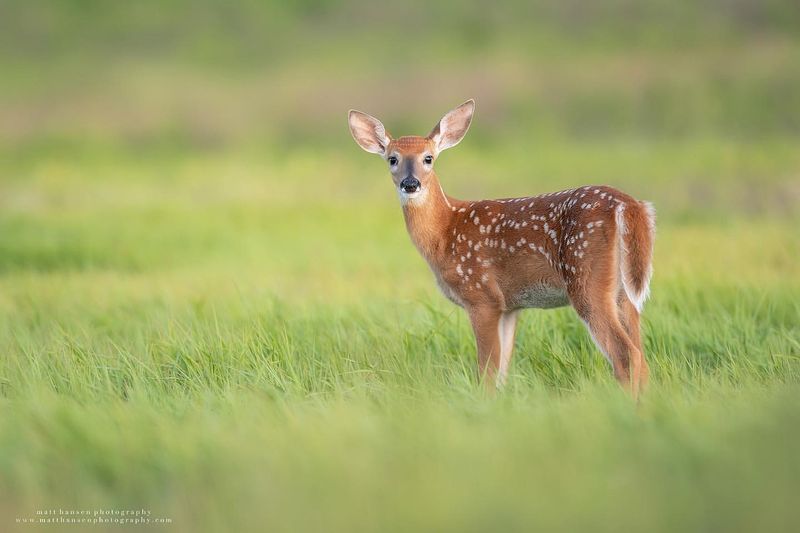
1;1;799;532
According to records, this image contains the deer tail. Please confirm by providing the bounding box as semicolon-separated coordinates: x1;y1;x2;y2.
615;200;656;312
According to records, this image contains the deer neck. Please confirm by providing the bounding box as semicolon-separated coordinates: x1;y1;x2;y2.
401;173;458;266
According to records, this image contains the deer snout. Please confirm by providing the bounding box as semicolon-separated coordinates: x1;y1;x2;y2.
400;176;421;193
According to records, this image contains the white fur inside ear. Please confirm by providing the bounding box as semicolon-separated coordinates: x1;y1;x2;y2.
349;110;390;154
430;100;475;152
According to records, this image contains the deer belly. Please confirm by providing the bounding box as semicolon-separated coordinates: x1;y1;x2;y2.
509;283;570;309
434;275;465;307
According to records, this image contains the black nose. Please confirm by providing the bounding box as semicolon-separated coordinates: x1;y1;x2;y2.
400;176;421;193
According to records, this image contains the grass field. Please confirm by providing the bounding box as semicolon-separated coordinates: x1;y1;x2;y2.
2;2;800;532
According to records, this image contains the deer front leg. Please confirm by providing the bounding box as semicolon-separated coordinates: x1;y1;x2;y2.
467;306;504;390
497;310;520;387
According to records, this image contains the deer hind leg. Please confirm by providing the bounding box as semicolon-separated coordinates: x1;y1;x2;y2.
617;290;649;390
467;306;504;390
569;284;644;398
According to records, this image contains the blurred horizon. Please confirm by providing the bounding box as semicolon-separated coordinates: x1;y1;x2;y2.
2;0;799;230
2;0;799;155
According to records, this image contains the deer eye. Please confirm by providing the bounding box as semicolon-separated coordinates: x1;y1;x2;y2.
423;155;433;164
388;156;398;166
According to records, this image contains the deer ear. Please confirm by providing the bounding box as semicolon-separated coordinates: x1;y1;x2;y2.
348;110;391;155
428;99;475;153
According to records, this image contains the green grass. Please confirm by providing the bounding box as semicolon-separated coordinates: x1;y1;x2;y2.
1;143;799;532
2;1;800;531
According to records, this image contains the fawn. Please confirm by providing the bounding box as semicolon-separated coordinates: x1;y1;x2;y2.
348;100;655;397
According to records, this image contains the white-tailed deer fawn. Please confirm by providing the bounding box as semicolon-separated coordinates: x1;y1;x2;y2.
348;100;655;397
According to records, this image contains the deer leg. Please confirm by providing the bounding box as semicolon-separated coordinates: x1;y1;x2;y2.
467;306;503;389
496;310;520;387
570;291;643;398
617;292;649;390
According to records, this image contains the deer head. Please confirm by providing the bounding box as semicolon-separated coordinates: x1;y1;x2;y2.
348;100;475;206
